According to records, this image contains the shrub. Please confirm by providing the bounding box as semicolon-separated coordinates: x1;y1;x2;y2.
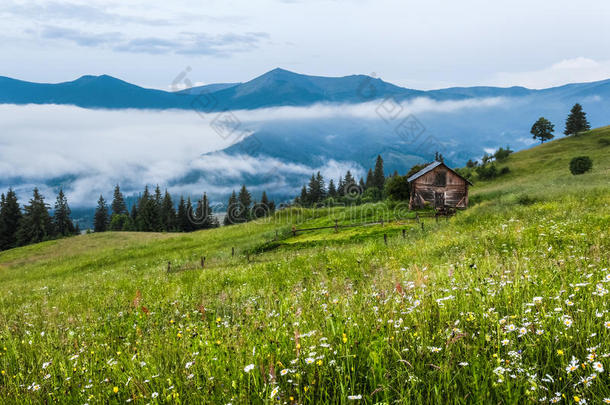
494;146;513;161
499;166;510;176
569;156;593;175
383;176;410;201
517;194;537;206
476;164;497;180
598;138;610;147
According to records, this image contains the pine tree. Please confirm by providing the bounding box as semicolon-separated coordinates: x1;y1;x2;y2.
161;190;176;231
130;203;138;222
195;193;218;229
327;179;337;198
53;188;75;236
137;186;161;232
17;188;54;245
224;191;239;225
307;174;322;206
0;189;22;250
111;185;128;216
93;195;109;232
237;185;252;222
564;103;591;136
373;155;385;190
359;177;366;190
531;117;555;143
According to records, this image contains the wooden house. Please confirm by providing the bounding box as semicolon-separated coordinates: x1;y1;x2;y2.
407;161;472;210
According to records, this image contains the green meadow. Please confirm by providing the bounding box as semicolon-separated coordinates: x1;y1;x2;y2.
0;128;609;404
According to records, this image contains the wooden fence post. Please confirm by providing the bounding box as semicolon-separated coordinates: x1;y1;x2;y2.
402;229;406;239
380;218;384;227
384;234;387;245
334;219;338;233
201;256;205;268
232;247;235;257
415;213;420;223
275;230;278;240
167;261;171;273
436;215;439;223
421;222;424;231
292;226;296;237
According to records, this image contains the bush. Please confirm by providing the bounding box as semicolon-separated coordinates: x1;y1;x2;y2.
517;194;537;206
598;138;610;147
569;156;593;175
499;166;510;175
383;176;410;201
476;164;497;180
494;146;513;161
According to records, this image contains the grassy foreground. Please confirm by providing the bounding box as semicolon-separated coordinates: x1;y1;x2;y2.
0;129;609;404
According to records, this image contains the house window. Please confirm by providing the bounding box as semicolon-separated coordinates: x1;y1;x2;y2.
434;172;446;186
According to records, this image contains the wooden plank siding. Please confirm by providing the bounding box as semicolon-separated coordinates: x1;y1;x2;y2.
408;163;469;210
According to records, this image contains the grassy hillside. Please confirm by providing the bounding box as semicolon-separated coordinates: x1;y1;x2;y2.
0;129;609;404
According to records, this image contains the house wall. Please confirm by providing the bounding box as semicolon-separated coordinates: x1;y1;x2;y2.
409;166;469;209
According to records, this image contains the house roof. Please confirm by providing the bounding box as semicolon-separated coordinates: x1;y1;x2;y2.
407;161;473;185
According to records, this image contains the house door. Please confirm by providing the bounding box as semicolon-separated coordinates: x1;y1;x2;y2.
434;191;445;209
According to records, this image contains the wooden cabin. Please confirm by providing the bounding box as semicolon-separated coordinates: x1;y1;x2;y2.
407;161;471;210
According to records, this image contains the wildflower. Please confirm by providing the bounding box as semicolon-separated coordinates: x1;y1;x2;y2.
270;386;279;399
347;394;362;400
593;362;604;372
533;297;542;304
305;357;315;364
605;321;610;329
317;359;323;366
518;327;527;336
573;396;580;403
458;362;468;366
342;333;347;344
602;398;610;404
536;329;544;335
113;387;119;394
244;364;255;373
42;361;51;369
501;339;510;346
507;324;516;332
1;370;5;375
429;346;441;353
566;357;579;373
557;349;564;356
563;318;573;328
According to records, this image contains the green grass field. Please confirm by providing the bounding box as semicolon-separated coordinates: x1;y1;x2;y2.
1;128;609;404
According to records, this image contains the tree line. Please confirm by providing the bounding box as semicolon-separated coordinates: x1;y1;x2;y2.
94;184;276;233
0;188;79;251
295;155;397;207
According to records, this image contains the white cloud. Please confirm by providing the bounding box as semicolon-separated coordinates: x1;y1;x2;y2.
488;57;610;89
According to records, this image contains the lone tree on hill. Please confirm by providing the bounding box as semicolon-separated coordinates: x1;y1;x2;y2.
564;103;590;136
530;117;555;143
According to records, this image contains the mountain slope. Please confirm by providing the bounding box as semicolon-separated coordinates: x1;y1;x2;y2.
0;130;608;403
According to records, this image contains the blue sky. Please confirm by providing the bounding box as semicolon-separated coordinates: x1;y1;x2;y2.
2;0;610;90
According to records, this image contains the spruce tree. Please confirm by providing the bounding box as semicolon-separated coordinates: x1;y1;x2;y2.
0;189;22;250
224;191;239;225
327;179;337;199
373;155;385;190
17;188;54;245
564;103;591;136
137;186;161;232
161;190;176;231
365;168;374;189
298;185;308;206
337;176;345;197
237;185;252;222
111;185;128;216
359;177;366;190
176;196;189;232
184;197;195;232
53;188;75;236
93;195;109;232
